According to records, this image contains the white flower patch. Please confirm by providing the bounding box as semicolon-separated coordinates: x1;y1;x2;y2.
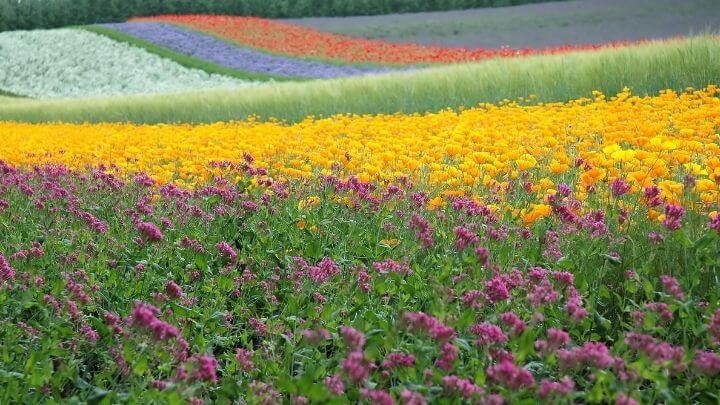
0;28;255;99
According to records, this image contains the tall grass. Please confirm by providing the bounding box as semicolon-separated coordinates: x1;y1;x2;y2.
0;36;718;124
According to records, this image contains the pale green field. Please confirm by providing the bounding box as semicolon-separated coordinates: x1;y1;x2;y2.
0;36;718;124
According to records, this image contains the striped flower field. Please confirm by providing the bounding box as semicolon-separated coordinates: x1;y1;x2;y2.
2;86;720;403
1;4;719;404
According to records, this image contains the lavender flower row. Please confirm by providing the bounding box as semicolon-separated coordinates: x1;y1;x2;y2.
100;22;397;79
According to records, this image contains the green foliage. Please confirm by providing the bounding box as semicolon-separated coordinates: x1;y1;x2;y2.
1;36;718;124
0;0;564;32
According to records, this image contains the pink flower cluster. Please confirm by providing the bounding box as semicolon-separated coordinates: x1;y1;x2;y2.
403;312;455;342
131;301;180;342
486;359;535;389
0;253;16;284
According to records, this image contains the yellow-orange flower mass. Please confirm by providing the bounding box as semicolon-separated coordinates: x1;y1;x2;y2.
1;87;719;216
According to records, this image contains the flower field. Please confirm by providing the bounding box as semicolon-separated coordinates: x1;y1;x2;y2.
1;2;720;403
0;29;253;99
98;22;394;79
133;15;640;65
2;86;720;403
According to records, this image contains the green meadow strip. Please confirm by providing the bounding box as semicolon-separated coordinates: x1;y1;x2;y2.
0;89;24;98
1;36;718;124
80;25;304;83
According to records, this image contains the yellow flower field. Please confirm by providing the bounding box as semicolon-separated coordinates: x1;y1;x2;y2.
2;87;719;211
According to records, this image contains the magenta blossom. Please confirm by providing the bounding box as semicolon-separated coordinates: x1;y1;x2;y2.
137;221;163;241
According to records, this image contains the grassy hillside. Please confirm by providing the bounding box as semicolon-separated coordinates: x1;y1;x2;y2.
0;36;717;124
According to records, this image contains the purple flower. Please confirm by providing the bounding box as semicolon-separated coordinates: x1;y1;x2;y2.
662;204;685;231
137;221;163;241
660;275;684;300
194;355;218;382
610;178;631;198
0;253;16;284
694;351;720;376
216;241;237;262
101;22;399;79
486;360;535;389
324;374;344;395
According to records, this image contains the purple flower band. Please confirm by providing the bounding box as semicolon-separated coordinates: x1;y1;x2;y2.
100;22;398;79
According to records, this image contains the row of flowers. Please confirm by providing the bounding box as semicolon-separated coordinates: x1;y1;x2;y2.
0;28;255;99
1;87;718;216
132;14;644;65
99;22;397;79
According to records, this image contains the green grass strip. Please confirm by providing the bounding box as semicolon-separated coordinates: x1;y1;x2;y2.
1;36;718;124
79;25;305;83
0;89;25;98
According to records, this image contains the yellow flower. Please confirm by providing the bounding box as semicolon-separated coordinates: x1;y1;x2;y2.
524;204;552;226
428;196;444;211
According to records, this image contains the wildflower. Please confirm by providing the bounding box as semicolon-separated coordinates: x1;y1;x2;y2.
454;226;478;250
194;355;218;382
436;342;458;371
360;389;394;405
648;231;665;245
484;277;510;303
557;342;614;369
661;204;685;230
441;375;484;399
645;302;673;322
486;360;535;389
137;221;163;241
616;393;638;405
216;241;237;262
475;246;490;266
130;301;180;342
709;309;720;345
499;312;526;335
235;348;254;372
624;332;686;372
694;351;720;376
103;311;123;335
165;280;184;298
0;253;16;284
400;389;427;405
292;396;308;405
469;322;508;347
611;178;631;198
565;286;588;322
539;376;575;398
340;326;365;350
403;312;455;342
301;328;330;345
529;279;560;307
552;271;574;286
710;214;720;234
382;352;415;369
342;351;369;383
373;258;412;275
307;257;341;283
324;374;344;395
80;323;99;344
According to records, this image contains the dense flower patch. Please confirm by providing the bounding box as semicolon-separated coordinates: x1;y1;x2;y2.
1;87;720;402
99;22;396;79
0;29;253;99
133;15;640;65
